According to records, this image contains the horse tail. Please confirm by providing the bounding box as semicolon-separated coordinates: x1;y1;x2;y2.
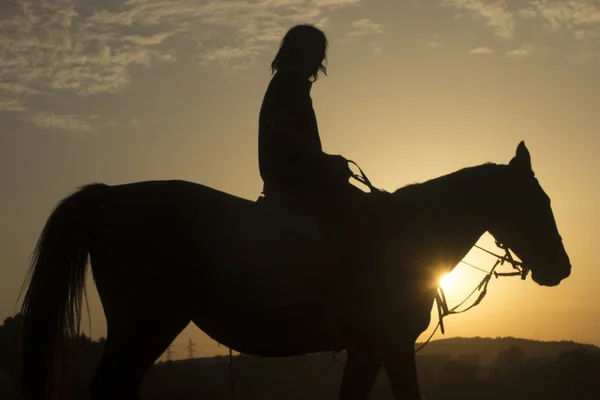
20;183;110;400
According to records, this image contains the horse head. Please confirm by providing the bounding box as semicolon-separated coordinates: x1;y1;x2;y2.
488;141;571;287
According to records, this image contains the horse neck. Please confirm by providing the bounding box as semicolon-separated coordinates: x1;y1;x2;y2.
388;164;506;271
433;163;505;227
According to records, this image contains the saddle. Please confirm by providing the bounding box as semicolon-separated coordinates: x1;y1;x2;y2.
256;163;380;243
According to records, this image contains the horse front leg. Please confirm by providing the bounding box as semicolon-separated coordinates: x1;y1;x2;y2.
383;341;422;400
338;348;383;400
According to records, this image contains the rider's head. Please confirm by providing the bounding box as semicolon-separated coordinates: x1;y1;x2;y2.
271;24;328;81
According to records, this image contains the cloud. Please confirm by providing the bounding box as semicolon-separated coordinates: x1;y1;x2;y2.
469;47;494;55
0;98;26;112
518;1;600;60
197;45;267;70
506;44;533;59
122;31;182;46
0;82;41;95
312;0;361;7
442;0;516;39
31;111;96;134
506;48;529;58
441;1;600;60
529;0;600;30
0;0;177;100
423;34;444;51
573;29;600;41
338;18;383;44
0;0;366;132
517;7;538;20
0;0;366;96
347;18;383;37
426;40;444;50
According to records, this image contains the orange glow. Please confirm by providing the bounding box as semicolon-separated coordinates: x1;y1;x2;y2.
440;273;457;292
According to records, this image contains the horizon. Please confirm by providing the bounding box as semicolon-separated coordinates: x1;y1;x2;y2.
155;335;600;363
1;0;600;363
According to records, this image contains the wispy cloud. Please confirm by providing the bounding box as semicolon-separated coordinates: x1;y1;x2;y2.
338;18;383;47
442;0;600;60
0;0;177;99
122;31;183;46
347;18;383;37
442;0;516;39
517;6;538;20
423;34;444;51
0;0;365;132
442;0;600;42
197;45;267;70
573;29;600;42
0;98;26;112
528;0;600;30
506;48;529;58
32;111;96;134
469;47;494;55
0;82;41;95
312;0;361;7
519;0;600;60
506;44;533;59
85;0;364;70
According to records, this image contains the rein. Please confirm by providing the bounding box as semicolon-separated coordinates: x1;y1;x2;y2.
415;242;529;353
348;160;382;193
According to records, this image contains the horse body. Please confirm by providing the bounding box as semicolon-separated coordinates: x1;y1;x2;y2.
94;174;486;356
20;142;571;400
92;181;338;357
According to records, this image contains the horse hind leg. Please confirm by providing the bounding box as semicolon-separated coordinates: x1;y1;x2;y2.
89;311;189;400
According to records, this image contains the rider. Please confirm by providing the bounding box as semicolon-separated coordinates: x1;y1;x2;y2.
258;24;363;218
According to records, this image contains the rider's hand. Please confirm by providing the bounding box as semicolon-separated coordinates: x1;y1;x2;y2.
330;155;352;180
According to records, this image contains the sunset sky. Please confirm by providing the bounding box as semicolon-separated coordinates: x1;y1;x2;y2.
1;0;599;360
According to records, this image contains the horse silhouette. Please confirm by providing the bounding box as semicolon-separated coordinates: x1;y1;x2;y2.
19;141;571;400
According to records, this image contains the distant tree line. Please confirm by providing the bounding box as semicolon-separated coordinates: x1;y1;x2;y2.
1;314;598;399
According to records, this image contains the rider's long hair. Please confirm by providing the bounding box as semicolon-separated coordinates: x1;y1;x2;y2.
271;24;328;81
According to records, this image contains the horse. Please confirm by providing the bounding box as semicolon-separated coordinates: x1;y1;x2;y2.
19;141;571;400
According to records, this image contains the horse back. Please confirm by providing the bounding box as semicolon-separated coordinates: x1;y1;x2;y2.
91;180;336;318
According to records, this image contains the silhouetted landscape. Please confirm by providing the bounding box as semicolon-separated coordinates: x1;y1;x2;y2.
2;314;598;399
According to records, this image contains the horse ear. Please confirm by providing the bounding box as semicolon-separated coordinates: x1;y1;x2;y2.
509;141;533;175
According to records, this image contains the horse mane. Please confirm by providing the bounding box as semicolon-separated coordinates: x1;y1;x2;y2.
355;162;505;226
391;162;501;199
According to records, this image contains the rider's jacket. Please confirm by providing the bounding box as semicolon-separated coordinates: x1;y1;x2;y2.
258;68;325;196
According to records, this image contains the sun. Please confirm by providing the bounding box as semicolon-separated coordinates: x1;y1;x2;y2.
439;273;457;291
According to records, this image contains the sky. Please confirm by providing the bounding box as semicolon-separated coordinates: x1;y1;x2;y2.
1;0;599;361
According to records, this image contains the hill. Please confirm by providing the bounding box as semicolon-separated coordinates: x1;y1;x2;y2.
414;336;599;364
2;314;599;399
